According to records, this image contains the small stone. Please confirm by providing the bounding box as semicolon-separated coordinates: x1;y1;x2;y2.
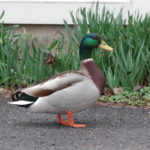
113;87;123;94
134;85;143;91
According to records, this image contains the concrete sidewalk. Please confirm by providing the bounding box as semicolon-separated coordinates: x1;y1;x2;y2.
0;100;150;150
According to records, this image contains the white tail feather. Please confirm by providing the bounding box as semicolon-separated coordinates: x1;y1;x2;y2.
8;101;33;106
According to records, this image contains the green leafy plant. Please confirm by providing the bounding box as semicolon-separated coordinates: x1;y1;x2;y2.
0;2;150;92
0;12;56;88
54;3;150;91
100;86;150;106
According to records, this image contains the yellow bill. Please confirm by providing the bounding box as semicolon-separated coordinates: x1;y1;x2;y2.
99;41;113;51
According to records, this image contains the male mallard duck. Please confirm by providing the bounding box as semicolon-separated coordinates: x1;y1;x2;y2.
8;33;113;128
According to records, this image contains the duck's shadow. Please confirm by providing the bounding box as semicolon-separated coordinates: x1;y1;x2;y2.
15;119;99;129
14;116;126;129
16;121;60;129
13;107;130;129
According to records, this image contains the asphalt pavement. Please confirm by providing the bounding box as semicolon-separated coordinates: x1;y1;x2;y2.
0;100;150;150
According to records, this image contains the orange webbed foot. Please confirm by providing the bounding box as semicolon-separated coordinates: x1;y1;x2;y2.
57;112;86;128
70;123;86;128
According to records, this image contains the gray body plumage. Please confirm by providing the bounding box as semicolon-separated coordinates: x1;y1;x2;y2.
29;75;99;114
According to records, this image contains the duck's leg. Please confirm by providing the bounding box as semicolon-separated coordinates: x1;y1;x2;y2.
57;112;86;128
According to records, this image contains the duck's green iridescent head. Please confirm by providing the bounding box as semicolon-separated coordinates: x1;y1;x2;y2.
79;33;113;60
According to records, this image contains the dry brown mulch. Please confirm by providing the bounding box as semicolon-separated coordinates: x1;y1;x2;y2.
96;101;150;109
0;88;14;101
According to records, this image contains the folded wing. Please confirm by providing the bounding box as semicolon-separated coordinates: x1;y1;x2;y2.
22;71;84;97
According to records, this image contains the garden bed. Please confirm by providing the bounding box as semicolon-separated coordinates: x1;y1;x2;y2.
0;3;150;107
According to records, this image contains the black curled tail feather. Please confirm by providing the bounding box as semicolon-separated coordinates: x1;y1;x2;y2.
12;91;22;101
12;91;38;102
